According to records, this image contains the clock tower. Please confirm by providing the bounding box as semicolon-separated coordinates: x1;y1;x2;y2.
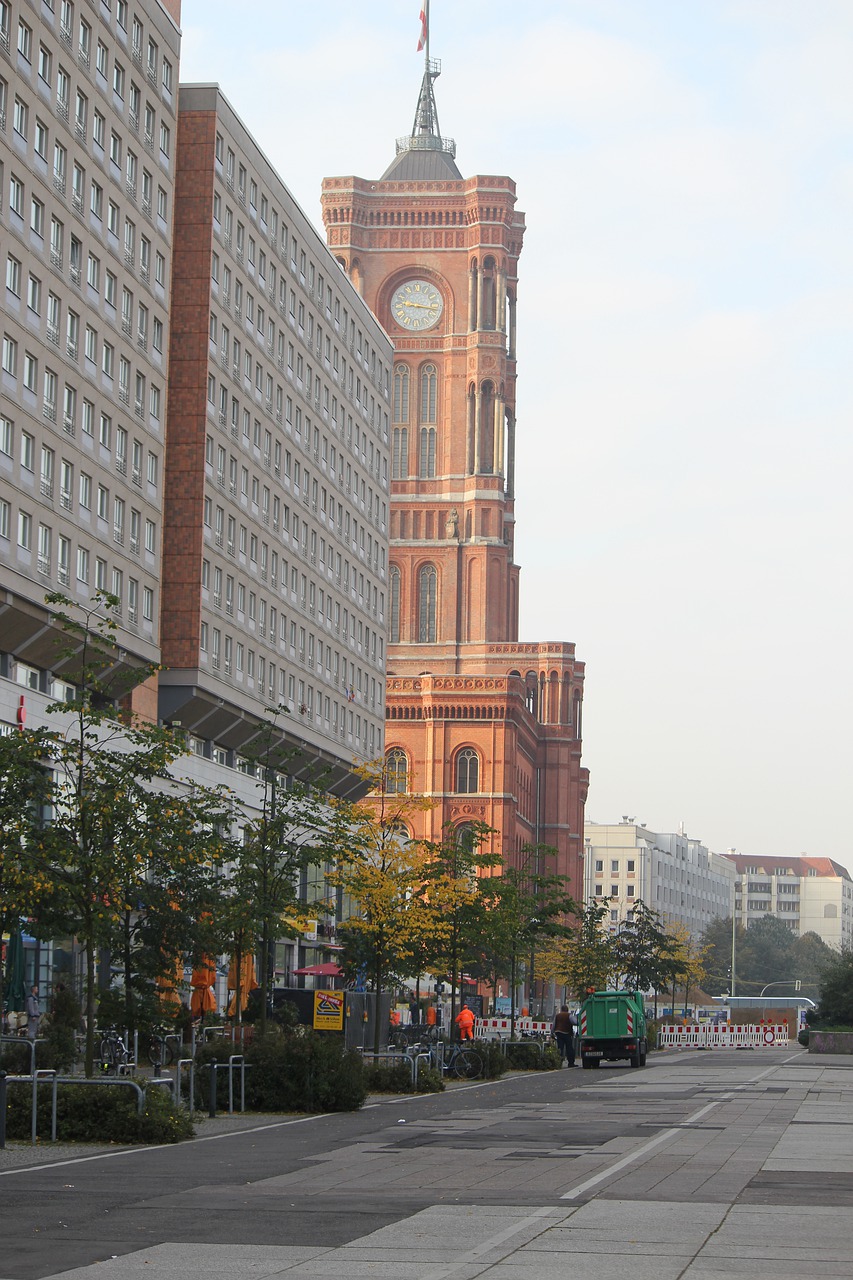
322;43;588;891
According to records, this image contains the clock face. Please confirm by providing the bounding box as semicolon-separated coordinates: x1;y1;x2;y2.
391;279;444;331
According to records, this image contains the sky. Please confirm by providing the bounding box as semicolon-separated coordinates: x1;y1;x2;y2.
178;1;853;864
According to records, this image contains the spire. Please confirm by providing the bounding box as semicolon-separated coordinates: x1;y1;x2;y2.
381;1;461;181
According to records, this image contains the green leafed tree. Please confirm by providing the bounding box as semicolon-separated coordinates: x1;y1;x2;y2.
328;759;439;1054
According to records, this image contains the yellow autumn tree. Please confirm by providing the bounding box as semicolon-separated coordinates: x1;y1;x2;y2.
328;760;440;1054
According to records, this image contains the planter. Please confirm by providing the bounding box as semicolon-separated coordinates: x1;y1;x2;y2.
808;1030;853;1055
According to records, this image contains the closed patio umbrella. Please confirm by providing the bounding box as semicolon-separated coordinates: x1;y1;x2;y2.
4;928;26;1013
227;953;259;1015
190;957;217;1017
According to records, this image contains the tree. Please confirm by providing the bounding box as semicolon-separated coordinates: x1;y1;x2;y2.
737;915;798;994
610;900;677;994
223;707;349;1038
0;726;62;1012
420;823;499;1038
474;847;576;1036
665;924;709;1016
699;916;744;995
14;593;229;1074
38;594;221;1073
538;901;615;1000
792;931;835;998
328;760;438;1053
816;950;853;1026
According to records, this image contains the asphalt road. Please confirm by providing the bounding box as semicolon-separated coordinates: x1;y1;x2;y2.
1;1045;851;1280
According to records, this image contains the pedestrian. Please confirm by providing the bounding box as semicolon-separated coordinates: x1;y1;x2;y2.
553;1004;575;1066
455;1002;475;1041
26;984;41;1040
409;996;419;1026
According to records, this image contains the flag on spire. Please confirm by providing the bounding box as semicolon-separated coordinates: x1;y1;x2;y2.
417;5;427;52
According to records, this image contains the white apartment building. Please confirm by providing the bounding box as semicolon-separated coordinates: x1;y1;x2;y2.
583;819;736;939
725;854;853;950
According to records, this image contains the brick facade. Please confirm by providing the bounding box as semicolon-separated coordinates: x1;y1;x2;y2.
322;134;589;889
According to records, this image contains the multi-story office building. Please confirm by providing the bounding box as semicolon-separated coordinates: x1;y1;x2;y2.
725;853;853;949
1;8;392;989
161;85;392;790
583;820;736;939
1;0;181;719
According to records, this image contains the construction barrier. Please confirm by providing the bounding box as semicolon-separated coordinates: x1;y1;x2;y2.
657;1023;789;1050
475;1017;551;1039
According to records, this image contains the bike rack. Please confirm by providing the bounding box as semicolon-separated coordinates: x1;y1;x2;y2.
205;1057;248;1117
360;1049;418;1086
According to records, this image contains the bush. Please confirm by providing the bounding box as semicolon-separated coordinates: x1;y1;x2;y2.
193;1030;367;1113
798;1029;809;1047
3;1080;193;1144
504;1041;561;1071
363;1060;444;1094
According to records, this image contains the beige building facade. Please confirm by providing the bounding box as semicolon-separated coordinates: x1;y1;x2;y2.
725;854;853;950
584;820;736;940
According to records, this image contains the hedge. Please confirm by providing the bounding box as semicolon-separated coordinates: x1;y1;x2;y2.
3;1080;193;1144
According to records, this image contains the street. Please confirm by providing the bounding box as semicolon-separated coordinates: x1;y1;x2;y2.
1;1045;851;1279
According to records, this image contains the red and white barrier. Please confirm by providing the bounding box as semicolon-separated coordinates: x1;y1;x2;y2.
658;1023;789;1050
475;1017;551;1039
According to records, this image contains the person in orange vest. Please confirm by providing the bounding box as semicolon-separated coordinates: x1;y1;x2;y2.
455;1003;475;1041
425;1004;437;1026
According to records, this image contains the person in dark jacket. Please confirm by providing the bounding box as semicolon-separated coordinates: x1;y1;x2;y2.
553;1005;575;1066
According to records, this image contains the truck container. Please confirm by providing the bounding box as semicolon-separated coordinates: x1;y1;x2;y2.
579;990;647;1069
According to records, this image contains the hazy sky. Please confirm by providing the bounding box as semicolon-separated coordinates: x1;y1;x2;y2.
179;1;852;864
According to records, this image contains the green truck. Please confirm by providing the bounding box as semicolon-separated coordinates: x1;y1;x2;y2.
579;990;648;1069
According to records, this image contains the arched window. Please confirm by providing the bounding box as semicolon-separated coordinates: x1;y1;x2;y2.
385;747;408;794
420;364;437;423
392;427;408;479
393;365;410;423
456;748;479;794
419;427;436;478
455;823;478;853
418;564;437;642
389;565;401;643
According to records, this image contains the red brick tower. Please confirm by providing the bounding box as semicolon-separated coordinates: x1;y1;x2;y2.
322;41;588;888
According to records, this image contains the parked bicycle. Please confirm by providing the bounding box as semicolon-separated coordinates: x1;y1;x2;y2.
411;1039;483;1080
98;1028;133;1075
146;1027;177;1069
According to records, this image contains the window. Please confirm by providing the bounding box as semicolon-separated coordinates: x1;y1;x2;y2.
6;255;21;298
594;860;604;873
34;117;48;159
23;352;37;392
77;546;89;584
90;180;103;220
389;565;401;643
456;748;479;794
96;39;107;78
8;174;24;217
21;431;34;470
0;416;12;456
27;275;41;314
13;96;27;138
17;19;32;62
384;747;408;794
2;335;18;376
79;472;91;510
417;564;437;642
113;61;125;98
162;57;172;93
38;44;51;83
419;427;436;478
31;197;45;237
159;121;170;159
17;510;32;550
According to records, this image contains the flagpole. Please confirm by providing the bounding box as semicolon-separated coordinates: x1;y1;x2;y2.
425;0;430;65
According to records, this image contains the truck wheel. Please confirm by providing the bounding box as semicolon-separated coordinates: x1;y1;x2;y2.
640;1045;647;1067
630;1047;642;1068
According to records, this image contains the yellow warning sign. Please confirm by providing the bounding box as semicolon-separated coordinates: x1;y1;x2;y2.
313;988;344;1031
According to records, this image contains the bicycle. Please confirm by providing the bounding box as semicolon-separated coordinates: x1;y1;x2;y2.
146;1027;177;1069
98;1028;133;1075
411;1038;483;1080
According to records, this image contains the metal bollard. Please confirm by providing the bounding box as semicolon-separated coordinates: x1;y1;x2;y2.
208;1059;217;1118
0;1071;6;1150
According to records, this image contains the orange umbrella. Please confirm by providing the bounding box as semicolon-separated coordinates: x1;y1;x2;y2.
156;956;184;1007
227;953;259;1016
190;956;217;1016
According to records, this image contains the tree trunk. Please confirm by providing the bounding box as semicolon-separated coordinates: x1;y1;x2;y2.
259;925;270;1037
510;945;517;1040
85;934;97;1076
